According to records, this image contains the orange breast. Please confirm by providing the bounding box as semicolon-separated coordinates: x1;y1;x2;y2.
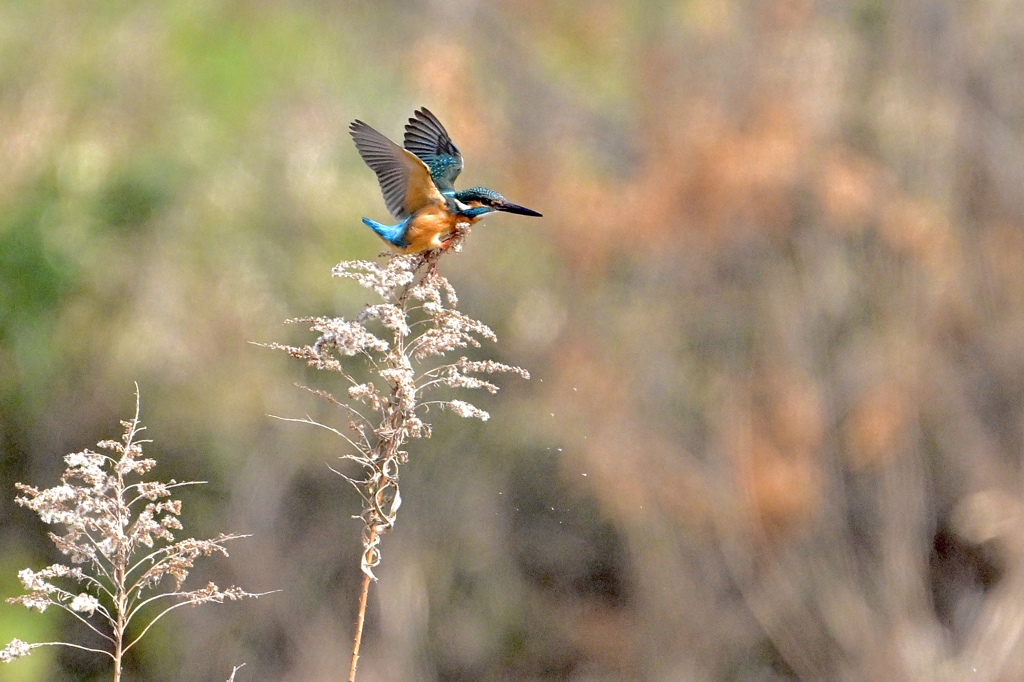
401;204;460;253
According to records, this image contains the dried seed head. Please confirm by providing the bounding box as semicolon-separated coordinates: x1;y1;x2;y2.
4;398;266;666
274;253;529;579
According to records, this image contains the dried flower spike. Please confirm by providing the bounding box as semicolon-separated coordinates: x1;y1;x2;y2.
2;388;269;682
268;249;528;682
271;252;528;578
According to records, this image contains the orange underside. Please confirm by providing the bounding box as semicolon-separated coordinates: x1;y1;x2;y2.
394;205;479;254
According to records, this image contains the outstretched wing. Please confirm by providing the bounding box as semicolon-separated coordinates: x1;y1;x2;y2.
403;107;464;191
350;120;445;219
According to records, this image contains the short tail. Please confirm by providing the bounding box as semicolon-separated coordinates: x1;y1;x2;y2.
361;217;408;249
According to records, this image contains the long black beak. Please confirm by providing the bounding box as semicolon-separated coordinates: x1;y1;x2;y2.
495;200;542;217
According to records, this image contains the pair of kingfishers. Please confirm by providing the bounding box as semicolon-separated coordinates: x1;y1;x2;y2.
350;108;542;253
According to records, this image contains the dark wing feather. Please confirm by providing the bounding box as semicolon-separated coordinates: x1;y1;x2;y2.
350;120;441;219
404;107;464;190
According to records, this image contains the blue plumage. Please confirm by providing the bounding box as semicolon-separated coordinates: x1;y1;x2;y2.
404;108;463;192
349;109;541;253
361;216;411;249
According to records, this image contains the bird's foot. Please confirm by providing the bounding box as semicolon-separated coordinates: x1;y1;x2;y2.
439;224;471;253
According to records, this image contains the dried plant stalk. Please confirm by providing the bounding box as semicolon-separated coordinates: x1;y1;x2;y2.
268;246;528;680
1;389;267;681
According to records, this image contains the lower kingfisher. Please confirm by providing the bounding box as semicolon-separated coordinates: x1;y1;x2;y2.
349;109;541;254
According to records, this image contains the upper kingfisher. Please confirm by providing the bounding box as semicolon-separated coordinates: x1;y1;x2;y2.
349;108;541;253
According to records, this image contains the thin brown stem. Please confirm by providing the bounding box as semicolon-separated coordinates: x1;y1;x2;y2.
349;525;377;682
112;417;135;682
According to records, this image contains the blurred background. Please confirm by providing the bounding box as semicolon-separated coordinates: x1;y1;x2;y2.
3;1;1024;680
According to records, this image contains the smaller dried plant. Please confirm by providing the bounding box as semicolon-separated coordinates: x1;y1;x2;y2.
267;246;528;681
1;390;265;681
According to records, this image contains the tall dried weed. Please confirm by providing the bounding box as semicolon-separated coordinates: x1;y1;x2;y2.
267;245;528;679
1;390;265;681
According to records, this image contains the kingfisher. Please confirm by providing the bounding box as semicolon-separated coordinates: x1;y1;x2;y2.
349;108;541;253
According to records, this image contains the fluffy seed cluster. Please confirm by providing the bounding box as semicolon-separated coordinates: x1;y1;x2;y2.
269;251;528;578
1;396;265;669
